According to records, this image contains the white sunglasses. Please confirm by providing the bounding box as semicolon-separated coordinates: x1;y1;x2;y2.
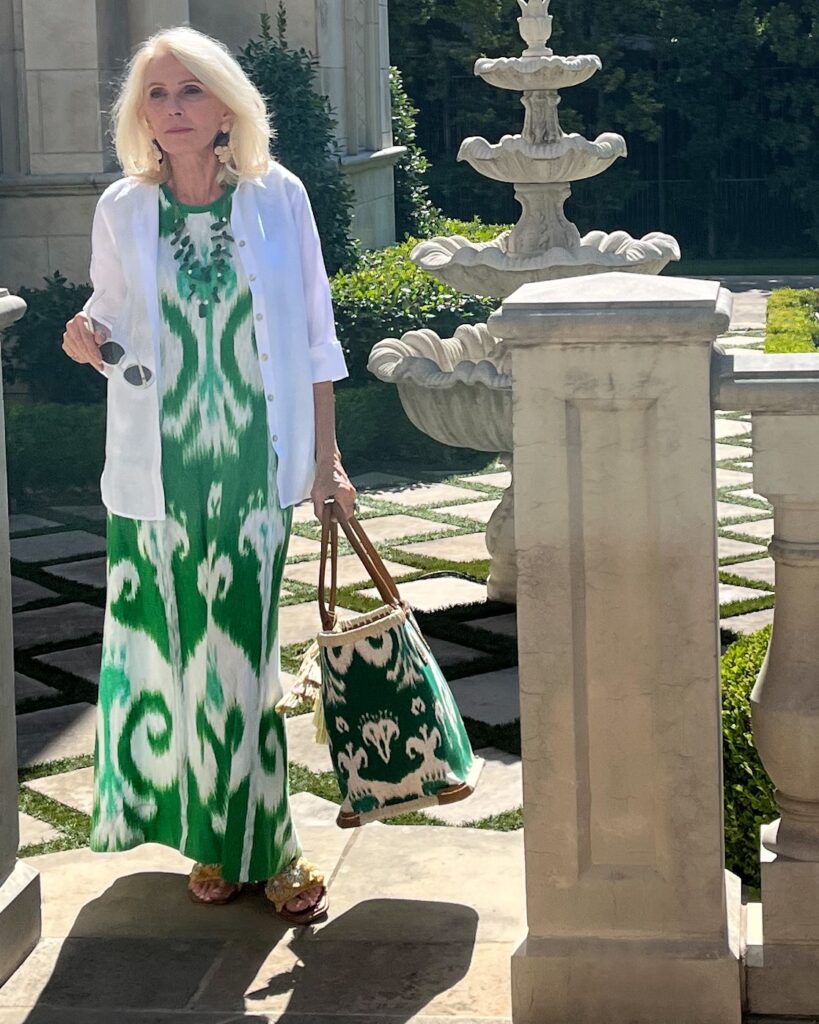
90;317;154;389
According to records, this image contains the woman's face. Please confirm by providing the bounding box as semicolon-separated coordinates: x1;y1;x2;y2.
141;52;232;160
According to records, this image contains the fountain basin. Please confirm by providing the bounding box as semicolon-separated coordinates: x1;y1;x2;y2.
368;325;517;603
411;230;682;298
458;131;627;183
367;325;512;453
475;52;601;91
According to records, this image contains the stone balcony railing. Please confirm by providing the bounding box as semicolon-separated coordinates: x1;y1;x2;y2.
488;273;819;1023
0;288;41;986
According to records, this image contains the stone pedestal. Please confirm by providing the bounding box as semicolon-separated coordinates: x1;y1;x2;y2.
747;841;819;1015
0;289;41;985
485;454;516;604
745;411;819;1016
488;272;743;1024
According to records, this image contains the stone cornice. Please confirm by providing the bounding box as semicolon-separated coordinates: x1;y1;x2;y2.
340;145;407;174
0;174;121;198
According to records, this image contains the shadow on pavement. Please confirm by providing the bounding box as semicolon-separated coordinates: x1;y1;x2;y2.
16;870;481;1023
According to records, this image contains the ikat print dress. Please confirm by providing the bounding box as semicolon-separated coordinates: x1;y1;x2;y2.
91;184;301;883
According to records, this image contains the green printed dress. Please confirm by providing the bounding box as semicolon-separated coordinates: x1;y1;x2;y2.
91;184;301;884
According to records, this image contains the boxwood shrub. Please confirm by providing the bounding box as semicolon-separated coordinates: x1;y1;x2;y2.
5;401;105;501
4;384;486;503
764;288;819;354
331;217;507;387
721;626;776;888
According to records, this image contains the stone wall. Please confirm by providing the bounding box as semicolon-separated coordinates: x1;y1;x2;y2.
0;0;401;290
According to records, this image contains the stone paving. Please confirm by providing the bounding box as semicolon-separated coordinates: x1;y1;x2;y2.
4;297;782;1020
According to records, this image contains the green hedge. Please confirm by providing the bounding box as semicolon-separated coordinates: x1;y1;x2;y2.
5;402;105;500
335;382;485;473
764;288;819;354
4;386;484;502
721;626;776;888
331;217;506;387
3;273;99;404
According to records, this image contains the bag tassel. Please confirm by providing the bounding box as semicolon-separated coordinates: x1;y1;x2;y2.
312;689;329;746
275;640;321;715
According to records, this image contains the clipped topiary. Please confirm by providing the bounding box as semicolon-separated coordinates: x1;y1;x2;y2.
237;5;358;274
390;66;442;240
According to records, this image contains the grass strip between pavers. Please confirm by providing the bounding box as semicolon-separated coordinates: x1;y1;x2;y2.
719;594;776;619
289;762;522;830
18;753;524;859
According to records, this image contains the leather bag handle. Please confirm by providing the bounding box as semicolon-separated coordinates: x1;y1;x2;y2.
318;500;402;631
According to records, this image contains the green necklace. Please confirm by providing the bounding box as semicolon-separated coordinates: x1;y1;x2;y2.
162;184;234;319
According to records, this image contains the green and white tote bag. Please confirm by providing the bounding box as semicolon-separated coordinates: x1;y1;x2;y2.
310;504;482;828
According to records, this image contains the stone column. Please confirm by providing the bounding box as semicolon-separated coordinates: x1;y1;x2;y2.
488;272;743;1024
746;410;819;1015
0;288;41;986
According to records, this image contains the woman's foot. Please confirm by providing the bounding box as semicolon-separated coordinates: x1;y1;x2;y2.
187;863;242;905
283;883;325;917
189;877;241;903
265;858;329;924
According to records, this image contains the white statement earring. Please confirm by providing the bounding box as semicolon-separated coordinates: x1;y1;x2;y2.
213;125;233;165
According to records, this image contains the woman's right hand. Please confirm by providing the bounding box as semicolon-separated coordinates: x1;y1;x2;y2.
62;313;106;372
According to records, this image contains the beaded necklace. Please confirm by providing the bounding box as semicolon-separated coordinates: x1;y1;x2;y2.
161;184;235;319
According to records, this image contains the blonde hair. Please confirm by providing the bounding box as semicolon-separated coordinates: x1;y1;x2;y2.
112;25;273;184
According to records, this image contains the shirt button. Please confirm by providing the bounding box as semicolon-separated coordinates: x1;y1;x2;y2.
238;240;246;247
261;353;269;362
249;274;257;282
271;434;278;443
267;393;274;402
256;313;263;321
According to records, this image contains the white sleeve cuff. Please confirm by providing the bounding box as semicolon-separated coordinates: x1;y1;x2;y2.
310;339;349;384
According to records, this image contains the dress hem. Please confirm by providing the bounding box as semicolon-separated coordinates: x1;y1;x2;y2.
88;835;304;886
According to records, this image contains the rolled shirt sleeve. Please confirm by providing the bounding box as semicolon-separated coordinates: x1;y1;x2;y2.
294;182;349;384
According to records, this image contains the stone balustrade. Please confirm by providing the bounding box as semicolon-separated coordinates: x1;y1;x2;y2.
0;288;41;986
714;349;819;1016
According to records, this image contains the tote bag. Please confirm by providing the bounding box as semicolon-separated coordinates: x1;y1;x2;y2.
310;502;482;828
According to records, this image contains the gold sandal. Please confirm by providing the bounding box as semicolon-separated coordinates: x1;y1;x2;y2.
187;863;242;905
265;857;328;925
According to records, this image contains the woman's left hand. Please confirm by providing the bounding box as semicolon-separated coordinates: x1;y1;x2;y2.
311;456;357;521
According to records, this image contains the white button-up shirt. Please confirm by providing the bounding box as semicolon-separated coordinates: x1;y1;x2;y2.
83;160;348;520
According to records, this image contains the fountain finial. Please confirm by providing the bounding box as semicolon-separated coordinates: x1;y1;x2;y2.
517;0;553;55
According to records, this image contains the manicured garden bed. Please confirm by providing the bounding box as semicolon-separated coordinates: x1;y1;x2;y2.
764;288;819;354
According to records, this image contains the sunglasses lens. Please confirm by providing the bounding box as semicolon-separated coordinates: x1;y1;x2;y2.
123;364;153;387
99;340;125;365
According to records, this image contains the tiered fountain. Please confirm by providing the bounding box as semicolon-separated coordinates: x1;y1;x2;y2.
369;0;680;602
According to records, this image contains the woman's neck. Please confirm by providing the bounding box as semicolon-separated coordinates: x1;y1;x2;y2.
164;153;223;206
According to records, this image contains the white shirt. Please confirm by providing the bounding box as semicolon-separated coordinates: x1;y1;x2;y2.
83;161;348;520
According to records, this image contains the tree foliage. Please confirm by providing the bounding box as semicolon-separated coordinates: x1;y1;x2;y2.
389;0;819;254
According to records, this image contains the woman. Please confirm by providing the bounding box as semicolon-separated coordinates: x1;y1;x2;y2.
61;26;356;921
